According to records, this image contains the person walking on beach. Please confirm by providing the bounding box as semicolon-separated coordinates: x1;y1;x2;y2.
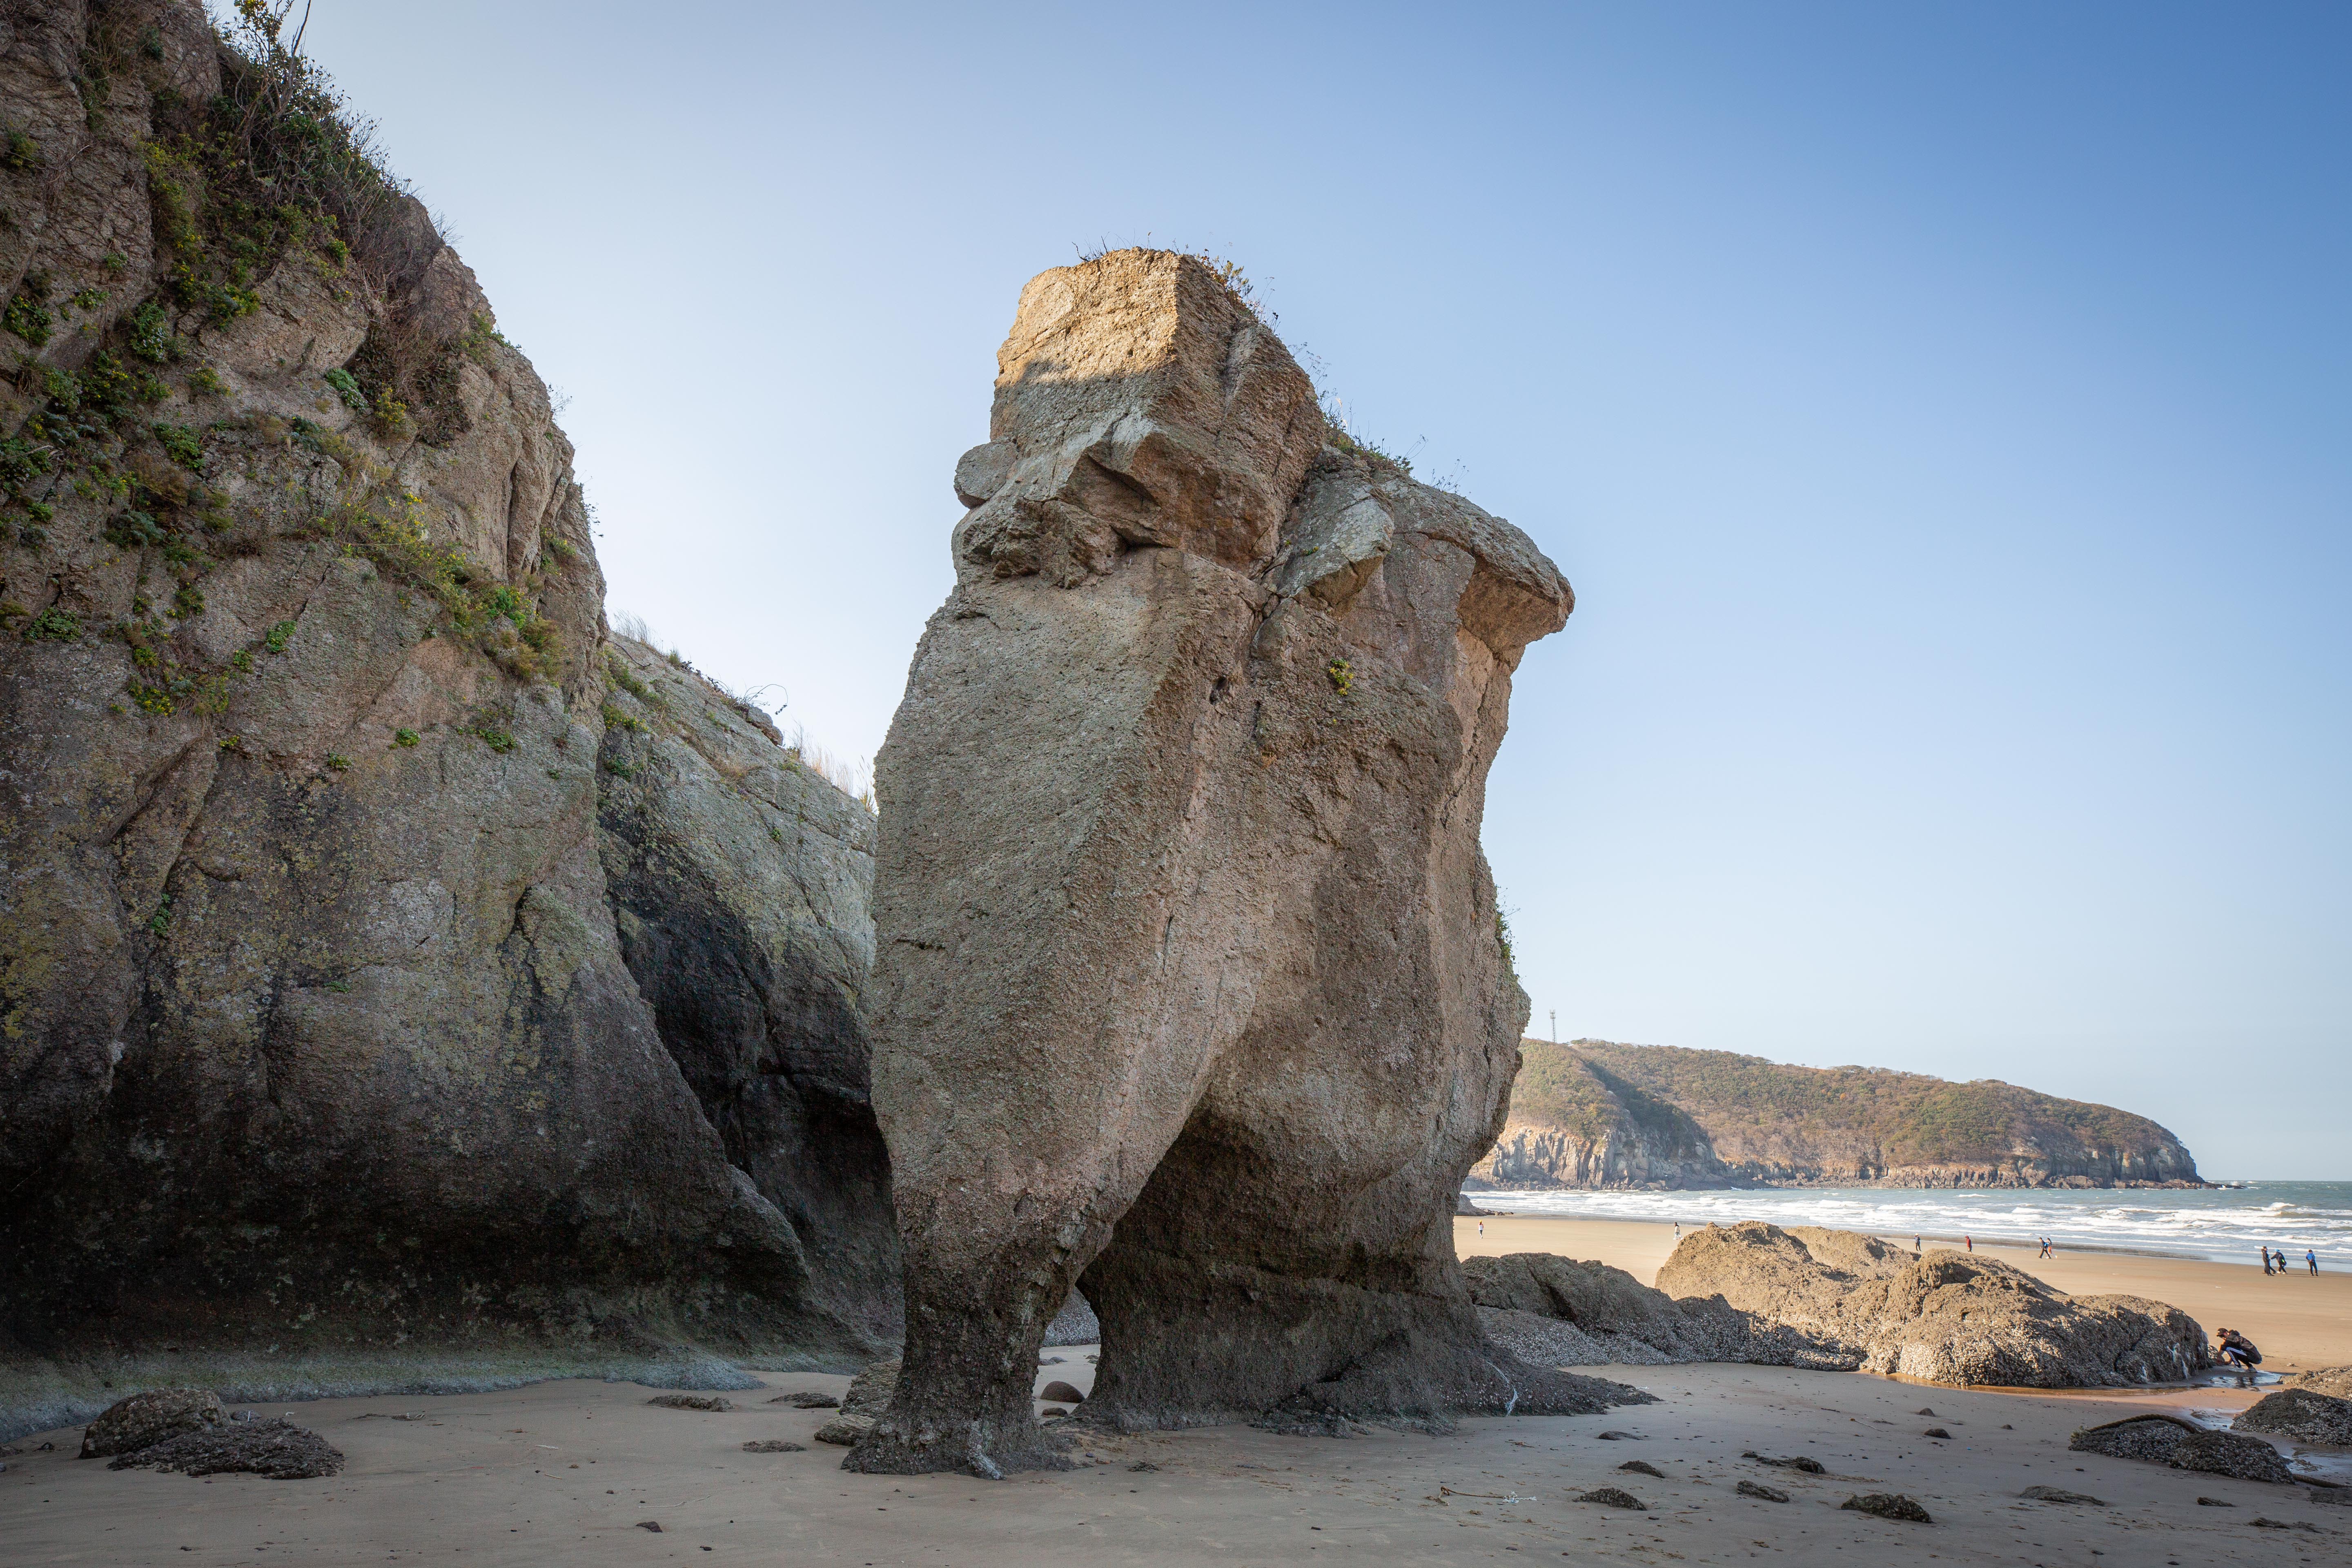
2311;1250;2321;1275
2038;1236;2053;1259
1913;1235;1921;1254
2262;1247;2275;1276
1964;1234;1972;1252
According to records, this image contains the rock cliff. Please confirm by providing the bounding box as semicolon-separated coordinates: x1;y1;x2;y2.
848;250;1637;1477
1471;1039;2201;1190
0;0;891;1439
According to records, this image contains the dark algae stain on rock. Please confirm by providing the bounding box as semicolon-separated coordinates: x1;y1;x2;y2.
0;0;898;1437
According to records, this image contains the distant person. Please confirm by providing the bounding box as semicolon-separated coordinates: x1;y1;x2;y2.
2216;1327;2262;1387
2039;1237;2054;1259
2262;1247;2275;1276
2311;1250;2321;1275
1913;1235;1921;1254
1476;1220;1483;1236
1964;1234;1973;1253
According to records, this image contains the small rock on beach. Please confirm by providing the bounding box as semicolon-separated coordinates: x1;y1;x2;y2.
1736;1480;1790;1502
1842;1492;1932;1523
1577;1486;1648;1509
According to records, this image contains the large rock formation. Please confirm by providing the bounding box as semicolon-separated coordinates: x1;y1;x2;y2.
0;0;891;1438
1462;1252;1848;1369
1656;1223;2210;1387
596;636;900;1352
847;250;1629;1476
1472;1039;2202;1190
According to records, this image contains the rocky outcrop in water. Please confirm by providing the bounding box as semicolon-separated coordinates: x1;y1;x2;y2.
0;0;892;1439
1472;1039;2202;1190
846;249;1635;1477
1657;1223;2210;1387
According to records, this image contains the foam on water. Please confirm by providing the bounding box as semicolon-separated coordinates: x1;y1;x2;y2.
1470;1180;2352;1265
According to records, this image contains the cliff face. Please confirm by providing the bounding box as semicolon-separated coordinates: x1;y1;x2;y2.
1474;1042;1724;1189
595;637;899;1352
0;0;891;1436
1474;1040;2201;1190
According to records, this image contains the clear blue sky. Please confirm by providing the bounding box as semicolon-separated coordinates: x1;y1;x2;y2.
281;2;2349;1179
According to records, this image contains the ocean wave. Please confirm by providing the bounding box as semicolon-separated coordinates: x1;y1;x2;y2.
1470;1181;2352;1264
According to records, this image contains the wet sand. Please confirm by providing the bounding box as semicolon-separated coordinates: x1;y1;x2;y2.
1455;1214;2352;1373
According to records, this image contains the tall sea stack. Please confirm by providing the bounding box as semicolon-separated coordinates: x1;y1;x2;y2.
846;251;1636;1477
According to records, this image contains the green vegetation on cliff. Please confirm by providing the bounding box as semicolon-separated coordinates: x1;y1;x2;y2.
1488;1040;2200;1188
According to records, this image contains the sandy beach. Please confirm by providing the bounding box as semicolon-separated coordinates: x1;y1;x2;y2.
6;1221;2350;1566
3;1351;2343;1567
1455;1214;2352;1375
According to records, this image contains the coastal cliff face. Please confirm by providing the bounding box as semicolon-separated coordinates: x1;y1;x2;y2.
0;0;892;1435
1473;1040;2201;1191
847;250;1633;1478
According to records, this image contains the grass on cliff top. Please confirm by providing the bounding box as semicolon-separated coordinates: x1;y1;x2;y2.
607;615;875;810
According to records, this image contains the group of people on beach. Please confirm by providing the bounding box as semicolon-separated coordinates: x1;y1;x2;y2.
2261;1245;2318;1275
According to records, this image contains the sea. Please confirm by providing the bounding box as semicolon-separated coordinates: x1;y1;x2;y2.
1471;1180;2352;1266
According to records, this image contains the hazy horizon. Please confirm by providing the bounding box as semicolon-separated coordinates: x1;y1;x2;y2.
274;1;2348;1180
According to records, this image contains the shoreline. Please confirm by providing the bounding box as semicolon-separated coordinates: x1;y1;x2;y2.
1455;1213;2352;1375
1468;1207;2243;1264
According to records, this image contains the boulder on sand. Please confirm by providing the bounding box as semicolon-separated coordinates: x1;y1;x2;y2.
107;1417;341;1479
2070;1414;2192;1464
2071;1414;2295;1484
844;250;1628;1477
2169;1430;2294;1485
1657;1222;2209;1387
813;1359;900;1446
78;1389;225;1459
2238;1388;2352;1446
1464;1252;1850;1368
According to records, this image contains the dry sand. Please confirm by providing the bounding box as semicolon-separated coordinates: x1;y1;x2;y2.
1456;1214;2352;1374
6;1221;2346;1566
